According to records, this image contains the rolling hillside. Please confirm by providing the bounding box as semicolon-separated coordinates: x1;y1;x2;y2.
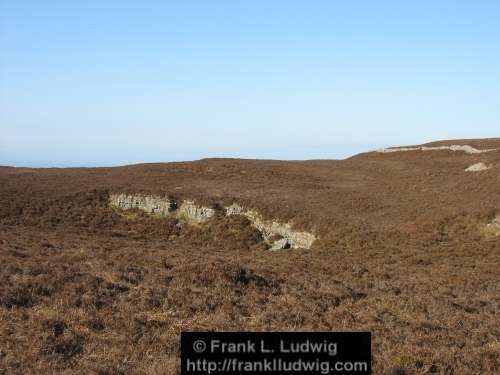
1;139;499;374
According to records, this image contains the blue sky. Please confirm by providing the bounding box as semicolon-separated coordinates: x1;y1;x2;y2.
1;1;499;166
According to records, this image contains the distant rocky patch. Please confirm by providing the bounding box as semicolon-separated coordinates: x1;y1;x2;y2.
376;144;497;155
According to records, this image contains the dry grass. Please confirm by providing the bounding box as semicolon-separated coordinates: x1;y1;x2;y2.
1;139;500;374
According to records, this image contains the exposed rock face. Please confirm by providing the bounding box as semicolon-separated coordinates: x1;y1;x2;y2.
109;193;175;216
270;238;291;251
465;162;491;172
109;193;212;223
377;145;496;155
225;203;245;216
177;200;215;224
225;203;316;249
109;195;316;249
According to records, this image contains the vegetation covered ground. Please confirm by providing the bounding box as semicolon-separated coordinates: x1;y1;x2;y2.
1;139;499;374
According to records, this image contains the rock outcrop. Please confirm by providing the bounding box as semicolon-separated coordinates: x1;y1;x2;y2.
109;194;316;249
177;200;215;224
109;193;213;223
377;145;497;155
109;193;176;216
270;238;291;251
225;203;316;249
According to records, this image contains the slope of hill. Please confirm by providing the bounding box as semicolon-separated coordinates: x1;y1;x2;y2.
1;139;499;374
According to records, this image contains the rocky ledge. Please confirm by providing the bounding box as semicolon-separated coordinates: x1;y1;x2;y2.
109;193;316;249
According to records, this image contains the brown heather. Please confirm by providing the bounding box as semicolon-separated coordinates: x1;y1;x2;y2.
1;138;499;374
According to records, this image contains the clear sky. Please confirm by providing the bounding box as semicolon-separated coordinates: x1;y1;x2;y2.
1;1;499;167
